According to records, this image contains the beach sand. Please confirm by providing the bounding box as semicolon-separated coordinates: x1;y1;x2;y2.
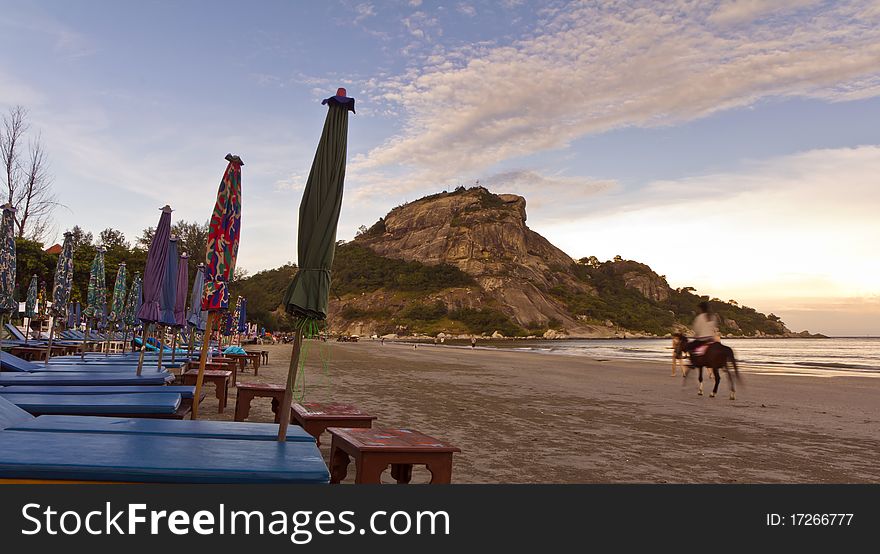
199;340;880;483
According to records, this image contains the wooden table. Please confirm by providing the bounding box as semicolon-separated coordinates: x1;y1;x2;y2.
234;382;286;422
243;351;262;373
182;369;232;413
292;402;376;447
10;347;49;361
328;428;461;484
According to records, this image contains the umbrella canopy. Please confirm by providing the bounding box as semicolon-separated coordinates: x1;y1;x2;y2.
174;252;189;327
201;154;242;312
237;297;247;333
124;272;143;327
276;89;354;441
24;275;38;318
82;247;107;321
187;263;207;331
281;90;354;321
37;281;48;321
66;301;80;328
0;203;17;315
158;236;179;326
108;263;128;322
50;232;75;318
221;309;234;337
137;206;172;323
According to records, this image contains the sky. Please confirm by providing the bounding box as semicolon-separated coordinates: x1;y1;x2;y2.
0;0;877;335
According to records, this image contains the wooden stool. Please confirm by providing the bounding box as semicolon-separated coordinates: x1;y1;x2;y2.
244;351;261;373
328;428;460;484
261;350;269;364
234;382;286;422
292;402;376;447
182;369;231;413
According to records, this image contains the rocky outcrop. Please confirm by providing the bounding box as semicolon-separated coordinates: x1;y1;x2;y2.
355;187;594;331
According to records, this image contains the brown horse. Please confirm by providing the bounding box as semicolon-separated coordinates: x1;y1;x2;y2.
673;333;740;400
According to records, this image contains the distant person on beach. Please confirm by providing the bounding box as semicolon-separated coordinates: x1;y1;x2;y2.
471;337;476;348
688;301;719;358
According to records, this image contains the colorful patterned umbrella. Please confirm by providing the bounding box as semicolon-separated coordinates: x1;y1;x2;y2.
66;301;80;329
192;154;243;420
124;272;143;327
37;281;48;321
24;275;38;318
277;88;354;440
187;264;206;331
237;297;247;333
51;232;75;318
0;203;17;315
83;247;107;319
108;263;128;322
174;252;189;328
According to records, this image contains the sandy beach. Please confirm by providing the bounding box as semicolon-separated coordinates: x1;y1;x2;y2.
199;341;880;484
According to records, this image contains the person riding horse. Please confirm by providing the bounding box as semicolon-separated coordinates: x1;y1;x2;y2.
687;301;719;364
675;301;740;399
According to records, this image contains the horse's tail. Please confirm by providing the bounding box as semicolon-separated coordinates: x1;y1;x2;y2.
727;347;739;379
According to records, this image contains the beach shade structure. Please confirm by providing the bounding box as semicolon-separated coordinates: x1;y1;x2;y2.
105;262;127;356
0;203;16;327
44;232;75;363
81;247;107;359
186;263;206;357
237;297;247;337
170;251;188;362
192;154;242;420
136;206;173;375
155;237;180;369
276;88;354;441
66;301;80;331
122;272;142;353
23;275;38;344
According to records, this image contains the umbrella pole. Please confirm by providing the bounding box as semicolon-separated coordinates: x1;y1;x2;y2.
121;326;128;354
136;324;150;375
171;329;178;363
44;317;56;365
23;316;28;345
191;311;215;420
187;327;195;359
276;327;304;442
156;325;166;369
105;323;112;356
81;319;91;360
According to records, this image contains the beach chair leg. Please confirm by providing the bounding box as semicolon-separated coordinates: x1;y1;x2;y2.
329;446;351;484
390;463;413;484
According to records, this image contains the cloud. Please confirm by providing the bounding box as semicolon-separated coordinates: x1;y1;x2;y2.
708;0;822;25
353;1;880;190
354;3;376;24
457;3;477;17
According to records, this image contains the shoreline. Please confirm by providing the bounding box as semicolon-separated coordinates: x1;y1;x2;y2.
203;341;880;483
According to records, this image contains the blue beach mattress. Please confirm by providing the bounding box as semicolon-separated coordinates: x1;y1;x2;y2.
0;393;181;415
0;372;175;386
0;430;329;483
0;385;196;399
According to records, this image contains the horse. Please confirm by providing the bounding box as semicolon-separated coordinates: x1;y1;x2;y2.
673;333;740;400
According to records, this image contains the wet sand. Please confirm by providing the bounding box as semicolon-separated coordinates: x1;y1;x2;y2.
200;341;880;483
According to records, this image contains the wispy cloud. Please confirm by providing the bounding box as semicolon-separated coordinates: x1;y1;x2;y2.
351;1;880;191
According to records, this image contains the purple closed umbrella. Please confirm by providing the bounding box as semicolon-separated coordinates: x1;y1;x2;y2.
170;251;189;363
155;236;179;368
136;205;173;374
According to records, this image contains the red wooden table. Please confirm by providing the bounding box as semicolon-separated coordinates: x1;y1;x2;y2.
327;427;460;484
292;402;376;447
182;369;231;413
234;382;286;422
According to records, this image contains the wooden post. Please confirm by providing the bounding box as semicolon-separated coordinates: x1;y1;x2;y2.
156;325;165;369
276;328;304;442
136;324;150;376
44;316;56;365
23;316;29;345
171;329;178;363
187;327;196;359
81;319;91;360
191;311;215;420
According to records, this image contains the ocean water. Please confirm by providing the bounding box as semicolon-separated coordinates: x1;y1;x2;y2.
488;338;880;377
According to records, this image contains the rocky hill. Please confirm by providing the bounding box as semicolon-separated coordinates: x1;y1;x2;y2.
235;186;805;338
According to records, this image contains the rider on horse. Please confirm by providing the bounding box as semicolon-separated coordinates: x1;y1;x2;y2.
687;301;719;365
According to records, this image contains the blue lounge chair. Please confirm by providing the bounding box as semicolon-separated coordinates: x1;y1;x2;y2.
0;372;174;385
0;392;182;416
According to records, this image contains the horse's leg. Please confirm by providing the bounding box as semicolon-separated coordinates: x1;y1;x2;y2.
697;367;703;395
727;364;736;400
711;367;721;397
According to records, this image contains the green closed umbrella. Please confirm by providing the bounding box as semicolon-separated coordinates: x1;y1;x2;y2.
81;247;107;359
0;203;16;327
276;88;354;441
105;262;127;355
23;274;38;344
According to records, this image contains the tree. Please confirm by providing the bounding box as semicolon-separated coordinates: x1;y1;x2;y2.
612;255;623;262
0;106;60;241
67;225;93;251
99;228;129;250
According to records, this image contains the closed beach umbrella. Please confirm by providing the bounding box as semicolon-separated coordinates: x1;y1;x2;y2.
81;247;107;359
37;281;48;321
170;251;189;362
23;274;38;344
105;262;127;354
122;271;142;353
187;263;206;331
277;88;354;441
159;237;179;326
192;154;242;420
237;297;247;333
45;231;75;362
66;301;80;330
136;206;173;374
0;203;16;320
